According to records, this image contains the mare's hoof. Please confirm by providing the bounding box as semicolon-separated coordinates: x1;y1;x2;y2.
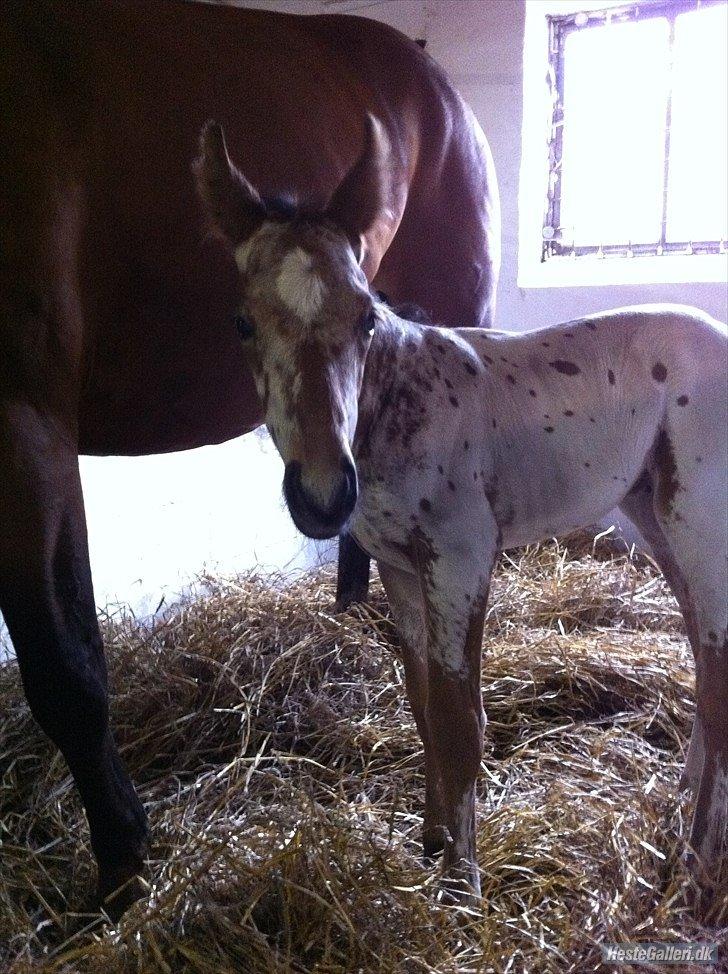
333;587;369;613
98;861;147;922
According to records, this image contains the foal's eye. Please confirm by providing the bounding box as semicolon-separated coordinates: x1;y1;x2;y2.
361;307;377;338
234;313;255;341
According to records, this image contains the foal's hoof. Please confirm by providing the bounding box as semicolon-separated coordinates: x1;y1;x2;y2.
678;767;699;794
684;853;728;924
422;827;447;860
438;857;482;910
438;874;482;911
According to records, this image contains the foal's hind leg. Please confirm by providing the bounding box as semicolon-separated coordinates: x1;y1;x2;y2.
624;450;728;895
0;403;149;916
619;481;704;790
669;551;727;897
378;561;446;857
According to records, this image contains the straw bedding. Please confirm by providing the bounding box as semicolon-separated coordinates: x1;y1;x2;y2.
1;535;726;972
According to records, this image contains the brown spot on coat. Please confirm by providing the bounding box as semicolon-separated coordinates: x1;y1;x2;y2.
528;389;537;397
608;369;615;385
544;426;554;433
506;374;516;385
419;498;432;513
677;394;689;406
550;360;581;376
652;362;668;382
563;409;574;416
449;395;459;407
465;362;477;375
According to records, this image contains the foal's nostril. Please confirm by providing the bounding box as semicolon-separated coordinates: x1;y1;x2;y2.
283;458;357;537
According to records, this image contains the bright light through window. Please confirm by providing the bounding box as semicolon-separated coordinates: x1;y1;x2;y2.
544;0;728;260
667;4;728;243
560;17;670;247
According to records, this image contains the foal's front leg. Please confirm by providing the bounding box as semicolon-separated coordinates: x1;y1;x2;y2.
415;533;495;903
378;562;446;856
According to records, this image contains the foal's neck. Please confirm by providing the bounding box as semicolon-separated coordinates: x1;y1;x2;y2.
354;311;426;453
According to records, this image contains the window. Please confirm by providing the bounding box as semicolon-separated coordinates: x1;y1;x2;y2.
543;0;728;262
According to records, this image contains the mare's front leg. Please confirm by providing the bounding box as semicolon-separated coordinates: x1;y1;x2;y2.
0;403;149;917
414;525;497;903
335;531;370;609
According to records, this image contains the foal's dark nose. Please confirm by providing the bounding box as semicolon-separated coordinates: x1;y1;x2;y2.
283;457;358;540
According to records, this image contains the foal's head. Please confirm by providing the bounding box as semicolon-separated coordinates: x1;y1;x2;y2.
194;118;388;539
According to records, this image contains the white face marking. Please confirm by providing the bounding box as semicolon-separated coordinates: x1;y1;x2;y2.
276;247;327;324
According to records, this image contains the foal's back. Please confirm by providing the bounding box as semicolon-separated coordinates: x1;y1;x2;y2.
444;306;727;546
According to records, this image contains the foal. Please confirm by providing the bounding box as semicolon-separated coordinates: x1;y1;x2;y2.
195;120;728;904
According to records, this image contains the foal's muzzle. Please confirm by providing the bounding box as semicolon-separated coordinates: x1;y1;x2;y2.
283;458;358;539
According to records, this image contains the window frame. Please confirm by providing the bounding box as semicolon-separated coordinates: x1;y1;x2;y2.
543;0;728;263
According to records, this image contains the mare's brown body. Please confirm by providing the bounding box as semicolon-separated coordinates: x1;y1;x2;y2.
0;0;498;912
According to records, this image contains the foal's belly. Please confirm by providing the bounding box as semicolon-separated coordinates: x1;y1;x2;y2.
491;420;654;549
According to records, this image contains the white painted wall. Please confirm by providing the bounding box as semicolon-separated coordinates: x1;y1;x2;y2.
3;0;725;651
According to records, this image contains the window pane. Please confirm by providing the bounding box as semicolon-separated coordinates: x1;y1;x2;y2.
666;4;728;244
559;17;670;247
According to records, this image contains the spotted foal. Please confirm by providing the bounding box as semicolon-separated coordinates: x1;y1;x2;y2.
195;120;728;905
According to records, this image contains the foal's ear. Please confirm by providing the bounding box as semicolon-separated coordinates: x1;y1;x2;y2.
193;120;266;244
325;113;390;260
